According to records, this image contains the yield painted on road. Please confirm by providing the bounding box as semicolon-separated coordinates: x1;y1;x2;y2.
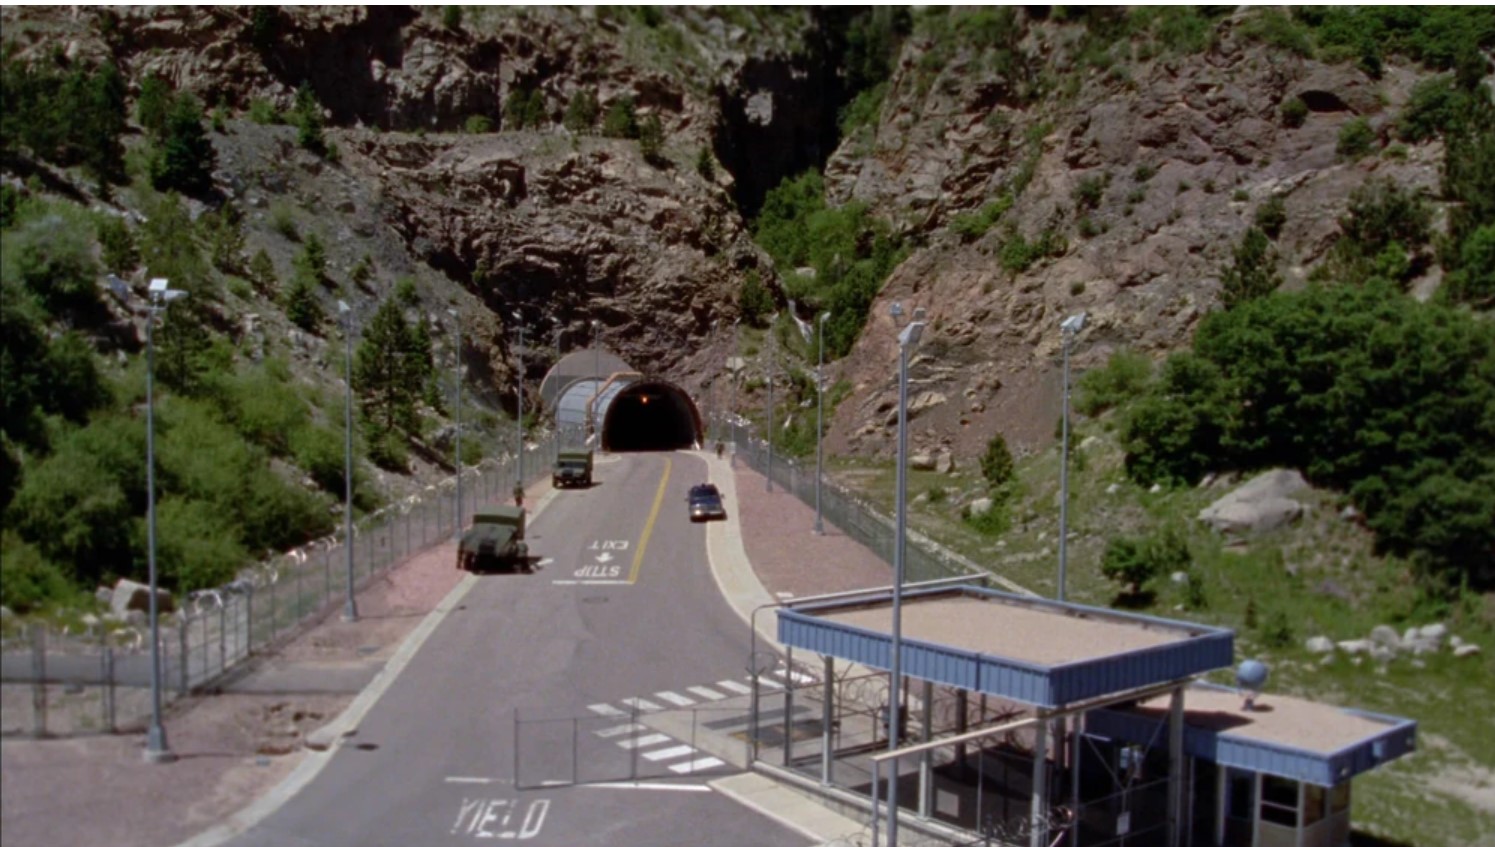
449;796;550;840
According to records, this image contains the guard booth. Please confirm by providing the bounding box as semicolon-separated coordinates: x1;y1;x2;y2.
754;583;1416;847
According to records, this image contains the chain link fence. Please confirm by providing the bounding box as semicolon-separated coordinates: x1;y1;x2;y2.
725;421;986;585
1;436;555;737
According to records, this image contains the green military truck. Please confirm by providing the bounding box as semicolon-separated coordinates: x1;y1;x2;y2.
552;449;594;488
457;505;530;571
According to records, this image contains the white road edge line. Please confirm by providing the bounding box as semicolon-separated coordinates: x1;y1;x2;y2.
444;777;494;784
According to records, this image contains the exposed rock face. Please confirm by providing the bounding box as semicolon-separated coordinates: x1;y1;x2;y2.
109;578;174;616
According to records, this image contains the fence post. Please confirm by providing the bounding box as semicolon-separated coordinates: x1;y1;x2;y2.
31;625;46;738
245;586;254;655
220;601;227;677
270;572;278;642
178;618;189;695
103;645;116;733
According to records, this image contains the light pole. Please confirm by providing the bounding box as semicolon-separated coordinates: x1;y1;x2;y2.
550;316;562;455
765;317;775;493
730;318;741;468
338;301;358;623
814;311;832;535
591;318;601;445
1058;311;1086;603
144;277;186;763
450;308;462;540
886;301;926;846
513;311;525;492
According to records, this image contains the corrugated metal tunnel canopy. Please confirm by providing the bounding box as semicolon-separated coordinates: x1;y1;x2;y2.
546;348;702;452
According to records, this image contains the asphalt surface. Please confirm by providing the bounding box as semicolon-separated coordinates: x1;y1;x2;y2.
225;452;811;847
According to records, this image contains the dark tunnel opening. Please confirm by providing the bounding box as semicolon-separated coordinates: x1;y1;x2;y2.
602;382;701;452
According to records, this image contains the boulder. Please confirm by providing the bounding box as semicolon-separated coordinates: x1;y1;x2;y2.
1197;469;1308;536
968;497;994;518
1368;625;1401;650
1453;644;1482;659
1418;623;1448;643
934;452;954;475
910;452;936;471
109;578;175;617
1305;636;1334;654
1336;639;1372;655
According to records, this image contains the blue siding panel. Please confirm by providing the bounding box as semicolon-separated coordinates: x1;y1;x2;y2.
1086;698;1418;787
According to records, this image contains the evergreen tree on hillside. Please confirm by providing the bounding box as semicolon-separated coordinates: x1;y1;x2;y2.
136;74;172;140
150;93;216;196
292;82;325;155
354;300;428;446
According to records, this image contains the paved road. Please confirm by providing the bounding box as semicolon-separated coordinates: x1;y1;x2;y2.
227;452;810;847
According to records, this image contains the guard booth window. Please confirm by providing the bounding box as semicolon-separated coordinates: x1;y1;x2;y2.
1260;775;1299;827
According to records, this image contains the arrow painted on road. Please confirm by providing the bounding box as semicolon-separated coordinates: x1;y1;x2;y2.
595;551;613;564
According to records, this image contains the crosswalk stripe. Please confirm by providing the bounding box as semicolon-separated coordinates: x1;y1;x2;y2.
669;756;725;774
687;686;726;701
642;744;696;762
621;697;662;713
616;733;671;750
655;691;695;707
717;679;751;695
759;676;785;690
595;723;647;739
588;703;627;717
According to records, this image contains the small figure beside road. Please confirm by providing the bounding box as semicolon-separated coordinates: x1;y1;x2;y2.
715;441;725;459
513;483;525;508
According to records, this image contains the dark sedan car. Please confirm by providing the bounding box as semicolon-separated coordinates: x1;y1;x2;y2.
688;483;727;522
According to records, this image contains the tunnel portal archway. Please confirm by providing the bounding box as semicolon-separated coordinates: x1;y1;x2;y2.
601;380;702;452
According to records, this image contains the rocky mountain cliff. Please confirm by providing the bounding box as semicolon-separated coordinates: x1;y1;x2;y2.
0;5;1481;465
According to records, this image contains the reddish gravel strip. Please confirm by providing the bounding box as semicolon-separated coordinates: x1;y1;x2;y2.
731;463;895;602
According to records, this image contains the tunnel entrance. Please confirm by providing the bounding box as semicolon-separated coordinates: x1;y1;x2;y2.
601;380;701;452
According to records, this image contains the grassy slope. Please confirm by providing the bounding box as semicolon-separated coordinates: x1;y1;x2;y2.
830;413;1495;847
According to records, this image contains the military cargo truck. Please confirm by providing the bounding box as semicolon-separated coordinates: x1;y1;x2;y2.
457;506;529;571
552;449;594;488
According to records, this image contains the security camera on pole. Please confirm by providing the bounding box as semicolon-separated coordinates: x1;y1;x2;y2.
143;277;188;763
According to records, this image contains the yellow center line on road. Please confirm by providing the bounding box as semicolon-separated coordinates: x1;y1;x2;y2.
628;457;671;584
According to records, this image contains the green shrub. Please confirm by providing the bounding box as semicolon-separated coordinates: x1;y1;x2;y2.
247;98;280;125
1254;195;1287;239
464;114;493;134
979;433;1015;490
738;270;773;327
1336;117;1377;161
1101;527;1190;598
601;95;639;139
1077;216;1100;239
562;90;599;134
442;5;463;30
1445;223;1495;308
503;87;546;131
1281;97;1309;128
95;214;139;272
1240;9;1314;57
1261;609;1295;648
638;113;666;165
7;209;101;316
293;232;329;288
135;74;173;140
1072;173;1107;211
0;184;19;229
1220;227;1282;309
0;535;79;613
270;202;298;240
1076;349;1153;417
284;276;322;331
838;82;887;136
291;83;326;155
962;498;1010;537
290;423;349;494
695;146;716;181
1132;162;1157;183
950;194;1014;241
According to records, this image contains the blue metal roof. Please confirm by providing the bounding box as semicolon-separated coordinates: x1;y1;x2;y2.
1084;682;1418;786
776;585;1234;709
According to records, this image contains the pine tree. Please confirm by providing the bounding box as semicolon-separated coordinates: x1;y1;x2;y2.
150;93;216;196
284;275;322;331
602;95;639;139
248;248;277;297
293;232;328;287
354;299;426;442
563;89;598;133
639;113;665;165
136;74;172;141
292;83;326;155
